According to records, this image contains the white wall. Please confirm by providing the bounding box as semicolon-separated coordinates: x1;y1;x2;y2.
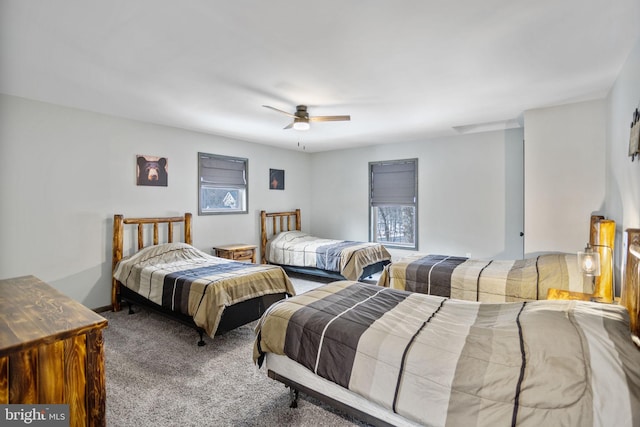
309;128;525;261
0;94;526;309
606;35;640;230
3;36;637;310
0;94;311;309
605;36;640;289
523;99;606;255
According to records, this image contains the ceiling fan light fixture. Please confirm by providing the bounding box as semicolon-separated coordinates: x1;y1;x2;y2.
293;119;310;131
263;104;348;131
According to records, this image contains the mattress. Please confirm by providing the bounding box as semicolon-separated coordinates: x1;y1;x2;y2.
378;252;588;301
113;242;295;337
254;280;640;426
266;230;391;280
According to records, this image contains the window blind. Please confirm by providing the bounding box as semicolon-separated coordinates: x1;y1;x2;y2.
370;159;417;206
199;154;246;187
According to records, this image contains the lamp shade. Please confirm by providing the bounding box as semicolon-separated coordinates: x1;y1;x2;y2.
293;119;310;131
578;244;601;276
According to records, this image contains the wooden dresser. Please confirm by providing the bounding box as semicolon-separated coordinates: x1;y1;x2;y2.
0;275;108;427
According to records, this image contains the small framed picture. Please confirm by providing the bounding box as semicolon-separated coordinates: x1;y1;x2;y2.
137;155;168;186
629;108;640;161
269;169;284;190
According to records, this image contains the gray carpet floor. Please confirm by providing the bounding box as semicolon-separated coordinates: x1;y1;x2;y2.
102;273;378;427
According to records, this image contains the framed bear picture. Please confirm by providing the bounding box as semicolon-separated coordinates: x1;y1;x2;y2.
136;155;168;186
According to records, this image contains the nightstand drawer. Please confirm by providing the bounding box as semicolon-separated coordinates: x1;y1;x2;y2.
213;244;257;263
232;249;255;260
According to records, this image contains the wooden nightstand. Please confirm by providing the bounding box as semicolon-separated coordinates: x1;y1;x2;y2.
213;243;257;263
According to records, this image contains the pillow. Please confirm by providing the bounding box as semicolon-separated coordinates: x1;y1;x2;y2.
116;242;213;271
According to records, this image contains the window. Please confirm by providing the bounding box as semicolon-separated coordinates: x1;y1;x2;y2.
198;153;248;215
369;159;418;249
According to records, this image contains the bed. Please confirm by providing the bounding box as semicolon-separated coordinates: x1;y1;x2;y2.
377;215;616;302
260;209;392;281
253;228;640;427
111;213;295;345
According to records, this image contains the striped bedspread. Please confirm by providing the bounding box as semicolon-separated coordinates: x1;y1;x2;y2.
113;242;295;337
266;231;391;280
254;281;640;427
378;253;589;301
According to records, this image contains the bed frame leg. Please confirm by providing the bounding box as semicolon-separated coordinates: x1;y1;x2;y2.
288;387;299;408
127;302;134;315
197;330;206;346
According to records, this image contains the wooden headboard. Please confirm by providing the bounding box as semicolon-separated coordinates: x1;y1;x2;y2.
111;213;192;311
260;209;301;264
590;215;616;302
623;228;640;340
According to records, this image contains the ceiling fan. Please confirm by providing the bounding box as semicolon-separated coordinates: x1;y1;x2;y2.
263;104;350;131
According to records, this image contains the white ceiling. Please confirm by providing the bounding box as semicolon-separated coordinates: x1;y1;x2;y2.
1;0;639;152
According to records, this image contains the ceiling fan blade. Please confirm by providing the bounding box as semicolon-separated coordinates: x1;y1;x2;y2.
263;105;296;118
309;115;351;122
283;122;294;129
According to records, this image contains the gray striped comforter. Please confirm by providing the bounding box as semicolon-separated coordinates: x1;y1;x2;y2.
378;253;589;301
113;242;295;337
254;281;640;427
266;231;391;280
